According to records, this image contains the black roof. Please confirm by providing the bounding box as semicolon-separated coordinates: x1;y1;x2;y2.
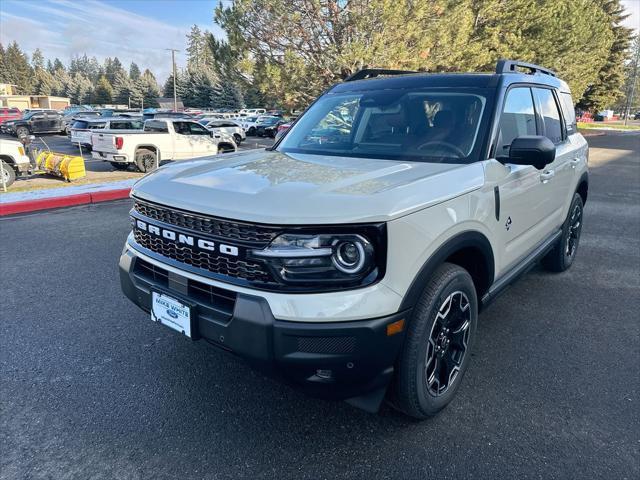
330;60;570;94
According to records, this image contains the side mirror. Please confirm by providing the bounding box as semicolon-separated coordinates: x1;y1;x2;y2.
508;136;555;170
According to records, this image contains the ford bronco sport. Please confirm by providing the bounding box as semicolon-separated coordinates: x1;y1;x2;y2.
120;60;588;418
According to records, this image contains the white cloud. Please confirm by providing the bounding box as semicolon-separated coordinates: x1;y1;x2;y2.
0;0;222;82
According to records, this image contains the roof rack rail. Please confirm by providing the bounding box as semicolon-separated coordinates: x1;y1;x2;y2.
496;59;556;77
344;68;418;82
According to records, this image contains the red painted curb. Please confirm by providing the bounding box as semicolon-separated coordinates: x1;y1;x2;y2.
0;188;131;216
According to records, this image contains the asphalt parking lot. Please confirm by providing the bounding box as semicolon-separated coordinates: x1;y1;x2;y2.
1;132;638;480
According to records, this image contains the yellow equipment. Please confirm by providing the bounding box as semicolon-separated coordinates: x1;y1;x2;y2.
35;151;86;182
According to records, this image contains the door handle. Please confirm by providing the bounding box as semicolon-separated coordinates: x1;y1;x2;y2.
540;169;555;183
569;158;581;169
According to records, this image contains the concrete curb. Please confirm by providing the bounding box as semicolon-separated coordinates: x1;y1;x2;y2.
0;179;136;216
0;187;131;216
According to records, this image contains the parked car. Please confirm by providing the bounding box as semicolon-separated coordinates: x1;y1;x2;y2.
70;117;145;150
12;110;65;137
91;118;236;172
239;108;266;115
0;107;21;125
63;111;102;134
634;111;640;120
255;116;285;137
142;111;191;121
119;60;589;419
0;137;31;188
198;119;246;144
274;122;292;140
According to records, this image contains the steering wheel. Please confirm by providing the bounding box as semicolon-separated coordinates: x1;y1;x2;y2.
416;141;466;158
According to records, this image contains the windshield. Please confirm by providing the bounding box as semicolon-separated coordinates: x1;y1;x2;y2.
278;88;492;163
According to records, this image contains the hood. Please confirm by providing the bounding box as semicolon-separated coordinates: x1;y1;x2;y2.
132;150;484;224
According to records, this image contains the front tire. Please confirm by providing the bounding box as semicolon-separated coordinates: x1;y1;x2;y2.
233;133;242;144
0;160;16;188
135;148;158;173
542;193;584;272
16;126;29;138
390;263;478;419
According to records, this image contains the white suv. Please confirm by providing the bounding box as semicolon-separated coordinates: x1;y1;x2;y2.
119;60;588;418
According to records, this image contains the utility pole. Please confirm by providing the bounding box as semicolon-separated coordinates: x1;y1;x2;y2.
166;48;179;111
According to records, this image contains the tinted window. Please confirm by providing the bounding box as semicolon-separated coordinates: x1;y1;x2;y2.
144;120;168;133
110;120;143;130
173;121;192;135
496;87;536;158
187;122;210;135
279;89;490;163
87;122;107;129
533;88;563;144
72;120;89;129
559;93;577;134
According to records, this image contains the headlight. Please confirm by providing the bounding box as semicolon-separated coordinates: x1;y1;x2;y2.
249;229;385;289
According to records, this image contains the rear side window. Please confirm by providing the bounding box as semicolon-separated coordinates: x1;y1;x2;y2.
72;120;88;129
144;121;168;133
111;120;143;130
559;93;577;134
533;88;563;144
496;87;536;158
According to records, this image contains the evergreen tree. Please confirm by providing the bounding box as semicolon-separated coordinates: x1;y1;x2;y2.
186;24;204;70
33;67;55;95
31;48;45;70
112;69;133;105
578;0;633;112
93;75;113;104
135;69;161;108
1;42;34;94
52;58;65;73
66;73;93;104
129;62;141;81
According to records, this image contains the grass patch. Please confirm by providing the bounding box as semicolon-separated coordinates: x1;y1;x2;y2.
578;122;640;131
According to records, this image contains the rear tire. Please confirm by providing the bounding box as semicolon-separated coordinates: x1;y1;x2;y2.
542;193;584;272
0;160;16;188
16;126;29;138
390;263;478;419
233;133;242;144
110;162;129;171
135;148;158;173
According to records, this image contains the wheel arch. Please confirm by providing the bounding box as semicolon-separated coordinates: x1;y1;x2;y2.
576;172;588;205
399;231;495;311
135;144;160;161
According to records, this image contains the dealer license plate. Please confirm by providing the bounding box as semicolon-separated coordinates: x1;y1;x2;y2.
151;292;191;337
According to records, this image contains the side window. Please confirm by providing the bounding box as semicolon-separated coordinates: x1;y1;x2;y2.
187;122;211;135
172;121;191;135
145;120;168;133
559;92;577;134
533;88;563;144
496;87;536;158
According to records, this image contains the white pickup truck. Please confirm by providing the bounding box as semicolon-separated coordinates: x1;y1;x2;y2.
91;119;237;172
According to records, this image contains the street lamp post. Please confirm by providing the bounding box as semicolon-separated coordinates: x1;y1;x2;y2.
166;49;179;111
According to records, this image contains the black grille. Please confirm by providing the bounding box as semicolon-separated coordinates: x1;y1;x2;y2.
133;259;237;318
134;229;271;283
296;336;356;354
133;199;279;245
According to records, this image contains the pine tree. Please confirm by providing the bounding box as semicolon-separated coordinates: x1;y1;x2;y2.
112;69;133;105
186;24;204;70
93;76;113;105
1;42;34;94
31;48;45;69
578;0;633;112
129;62;141;81
136;69;161;108
33;67;55;95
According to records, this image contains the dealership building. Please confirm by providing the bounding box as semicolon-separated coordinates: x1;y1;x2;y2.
0;83;70;110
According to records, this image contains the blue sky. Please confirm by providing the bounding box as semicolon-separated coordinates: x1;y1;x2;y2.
0;0;225;81
0;0;638;83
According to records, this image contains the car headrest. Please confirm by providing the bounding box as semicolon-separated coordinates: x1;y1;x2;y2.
433;110;454;129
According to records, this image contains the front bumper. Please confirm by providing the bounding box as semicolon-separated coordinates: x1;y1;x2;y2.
120;248;409;405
